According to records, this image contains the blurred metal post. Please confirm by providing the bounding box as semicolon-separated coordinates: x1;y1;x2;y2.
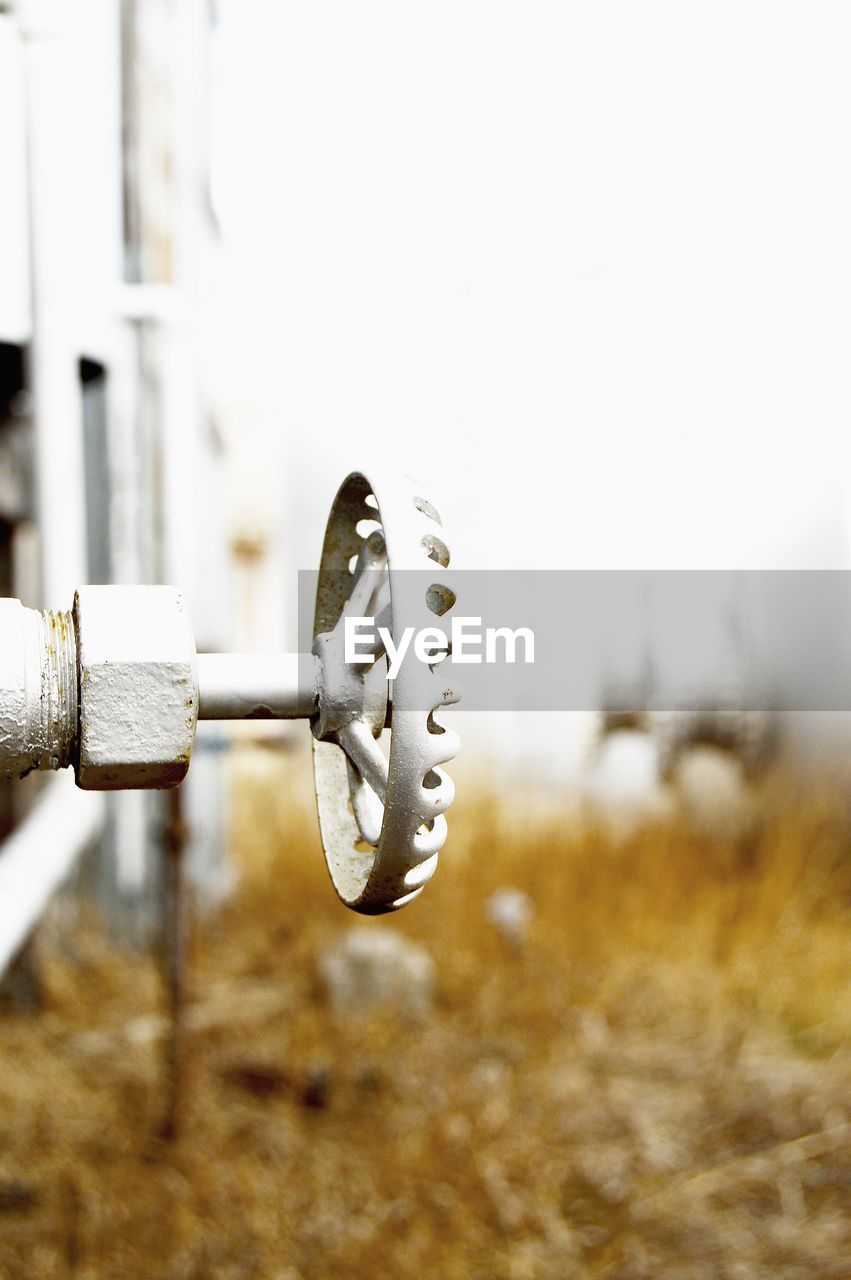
19;0;87;606
0;1;104;996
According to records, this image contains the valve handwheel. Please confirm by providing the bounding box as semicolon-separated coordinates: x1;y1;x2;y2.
0;470;461;916
311;471;461;913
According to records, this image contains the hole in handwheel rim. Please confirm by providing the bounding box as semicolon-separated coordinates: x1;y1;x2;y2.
413;496;442;525
422;534;450;568
426;583;456;617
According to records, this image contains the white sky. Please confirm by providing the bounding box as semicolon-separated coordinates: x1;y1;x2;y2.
209;2;851;574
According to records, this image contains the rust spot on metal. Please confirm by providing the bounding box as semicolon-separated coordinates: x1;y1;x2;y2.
246;704;274;720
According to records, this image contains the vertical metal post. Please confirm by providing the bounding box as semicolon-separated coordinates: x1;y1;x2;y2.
20;0;88;606
3;0;91;1008
158;786;188;1142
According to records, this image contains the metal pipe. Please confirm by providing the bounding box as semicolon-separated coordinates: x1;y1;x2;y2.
20;0;88;606
197;652;319;720
0;770;103;975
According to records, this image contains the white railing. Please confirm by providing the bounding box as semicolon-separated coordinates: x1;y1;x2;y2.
0;773;103;973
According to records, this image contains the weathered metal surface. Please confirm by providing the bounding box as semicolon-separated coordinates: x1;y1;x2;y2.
197;652;318;720
75;585;198;790
0;597;77;778
311;472;461;914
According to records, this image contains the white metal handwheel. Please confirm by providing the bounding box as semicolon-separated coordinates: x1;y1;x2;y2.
0;467;461;916
311;471;461;913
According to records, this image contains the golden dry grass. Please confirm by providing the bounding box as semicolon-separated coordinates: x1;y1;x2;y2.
0;742;850;1278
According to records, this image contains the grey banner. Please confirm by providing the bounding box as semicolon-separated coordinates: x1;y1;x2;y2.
297;570;851;712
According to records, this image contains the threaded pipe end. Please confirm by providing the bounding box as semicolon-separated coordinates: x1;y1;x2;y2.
35;609;78;770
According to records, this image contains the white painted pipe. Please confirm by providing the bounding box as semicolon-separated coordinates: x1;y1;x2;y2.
0;4;104;980
0;598;77;777
0;770;103;974
0;594;320;782
197;652;318;720
20;0;88;607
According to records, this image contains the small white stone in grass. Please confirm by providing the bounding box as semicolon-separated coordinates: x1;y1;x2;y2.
319;927;434;1017
674;745;754;839
585;730;673;838
485;887;534;946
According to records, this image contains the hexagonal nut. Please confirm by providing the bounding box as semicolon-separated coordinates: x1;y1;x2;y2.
74;586;198;791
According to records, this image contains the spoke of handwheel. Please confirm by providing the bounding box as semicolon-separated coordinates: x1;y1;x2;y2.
355;593;391;662
346;757;384;845
338;719;388;802
345;538;388;620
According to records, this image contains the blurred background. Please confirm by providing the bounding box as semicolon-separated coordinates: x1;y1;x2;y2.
1;2;851;1276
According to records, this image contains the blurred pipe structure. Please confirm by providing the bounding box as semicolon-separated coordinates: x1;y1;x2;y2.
0;772;102;973
20;0;88;608
0;0;105;980
0;0;223;974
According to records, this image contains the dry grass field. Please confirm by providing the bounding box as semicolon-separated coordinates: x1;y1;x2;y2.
0;742;850;1278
